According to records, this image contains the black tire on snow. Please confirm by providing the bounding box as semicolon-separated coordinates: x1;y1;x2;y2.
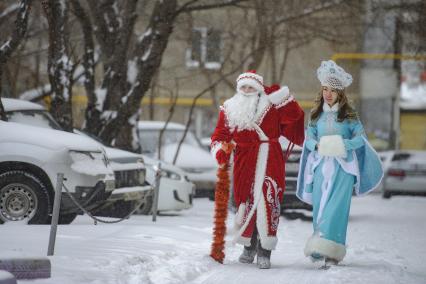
382;191;392;199
46;213;78;225
0;171;51;224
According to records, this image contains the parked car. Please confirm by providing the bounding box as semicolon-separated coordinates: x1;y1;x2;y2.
2;98;152;219
377;150;395;193
382;150;426;198
200;137;212;152
137;121;217;198
76;130;194;213
85;145;153;218
142;155;194;212
279;137;313;214
0;120;115;224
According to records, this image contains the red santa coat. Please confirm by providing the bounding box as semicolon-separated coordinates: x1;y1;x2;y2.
211;87;305;250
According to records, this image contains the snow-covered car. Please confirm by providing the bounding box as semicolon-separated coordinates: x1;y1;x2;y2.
137;121;217;198
2;98;152;219
200;137;212;152
74;129;193;213
142;155;194;212
88;146;154;217
382;150;426;198
0;120;115;224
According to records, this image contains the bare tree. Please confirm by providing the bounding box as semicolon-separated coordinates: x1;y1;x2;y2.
42;0;74;131
372;0;426;55
192;0;363;100
65;0;247;151
0;0;33;121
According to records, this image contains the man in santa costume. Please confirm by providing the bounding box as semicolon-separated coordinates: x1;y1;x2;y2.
211;70;305;269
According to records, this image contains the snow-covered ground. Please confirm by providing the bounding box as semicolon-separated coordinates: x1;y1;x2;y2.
1;195;425;284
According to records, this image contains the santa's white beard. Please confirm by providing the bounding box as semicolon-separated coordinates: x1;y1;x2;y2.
223;91;261;131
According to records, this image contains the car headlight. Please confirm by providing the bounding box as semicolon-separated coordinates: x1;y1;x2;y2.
160;169;181;181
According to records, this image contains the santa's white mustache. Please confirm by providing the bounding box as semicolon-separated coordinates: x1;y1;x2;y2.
238;90;259;97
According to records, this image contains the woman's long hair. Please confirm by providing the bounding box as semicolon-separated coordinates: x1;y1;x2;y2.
309;87;358;125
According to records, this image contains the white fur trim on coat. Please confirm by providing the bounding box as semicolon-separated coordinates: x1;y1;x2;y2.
304;235;346;261
234;203;246;229
256;189;278;250
233;124;269;247
318;135;347;158
236;78;264;94
267;86;290;105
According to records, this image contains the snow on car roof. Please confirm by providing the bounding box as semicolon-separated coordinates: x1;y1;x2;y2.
0;121;102;152
137;121;185;130
1;98;45;112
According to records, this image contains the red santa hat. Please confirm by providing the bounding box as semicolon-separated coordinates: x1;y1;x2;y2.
236;70;264;93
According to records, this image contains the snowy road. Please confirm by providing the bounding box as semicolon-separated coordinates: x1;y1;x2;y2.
1;194;426;284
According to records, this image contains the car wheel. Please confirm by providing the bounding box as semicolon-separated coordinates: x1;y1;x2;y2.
0;170;51;224
382;191;392;199
137;195;153;215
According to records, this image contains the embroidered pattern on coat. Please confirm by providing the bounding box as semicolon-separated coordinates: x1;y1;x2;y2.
264;176;282;232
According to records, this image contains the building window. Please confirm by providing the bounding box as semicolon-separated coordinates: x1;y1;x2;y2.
186;28;222;70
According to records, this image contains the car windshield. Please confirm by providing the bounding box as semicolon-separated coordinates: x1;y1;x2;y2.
6;110;63;130
139;129;200;154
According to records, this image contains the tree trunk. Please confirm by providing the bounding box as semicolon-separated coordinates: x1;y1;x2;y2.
0;0;33;121
98;0;178;151
43;0;74;131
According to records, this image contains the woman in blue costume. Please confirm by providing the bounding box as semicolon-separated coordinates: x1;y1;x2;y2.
296;60;383;266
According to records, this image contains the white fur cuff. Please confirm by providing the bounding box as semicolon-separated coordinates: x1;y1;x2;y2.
318;135;347;158
304;235;346;261
268;86;290;105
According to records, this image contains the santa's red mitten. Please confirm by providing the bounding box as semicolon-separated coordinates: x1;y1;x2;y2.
216;149;231;165
264;84;280;95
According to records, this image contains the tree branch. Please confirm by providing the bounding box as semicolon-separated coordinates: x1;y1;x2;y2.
0;0;33;121
175;0;249;15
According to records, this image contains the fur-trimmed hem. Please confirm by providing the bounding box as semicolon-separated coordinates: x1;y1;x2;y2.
268;86;289;105
234;203;246;228
304;235;346;261
256;186;278;250
235;236;251;247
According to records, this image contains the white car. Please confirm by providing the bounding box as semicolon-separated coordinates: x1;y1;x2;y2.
75;130;194;213
137;121;217;198
0;120;115;224
3;98;192;214
142;155;194;212
382;150;426;198
2;98;152;219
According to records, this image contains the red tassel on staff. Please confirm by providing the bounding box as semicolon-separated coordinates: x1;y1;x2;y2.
210;144;233;263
